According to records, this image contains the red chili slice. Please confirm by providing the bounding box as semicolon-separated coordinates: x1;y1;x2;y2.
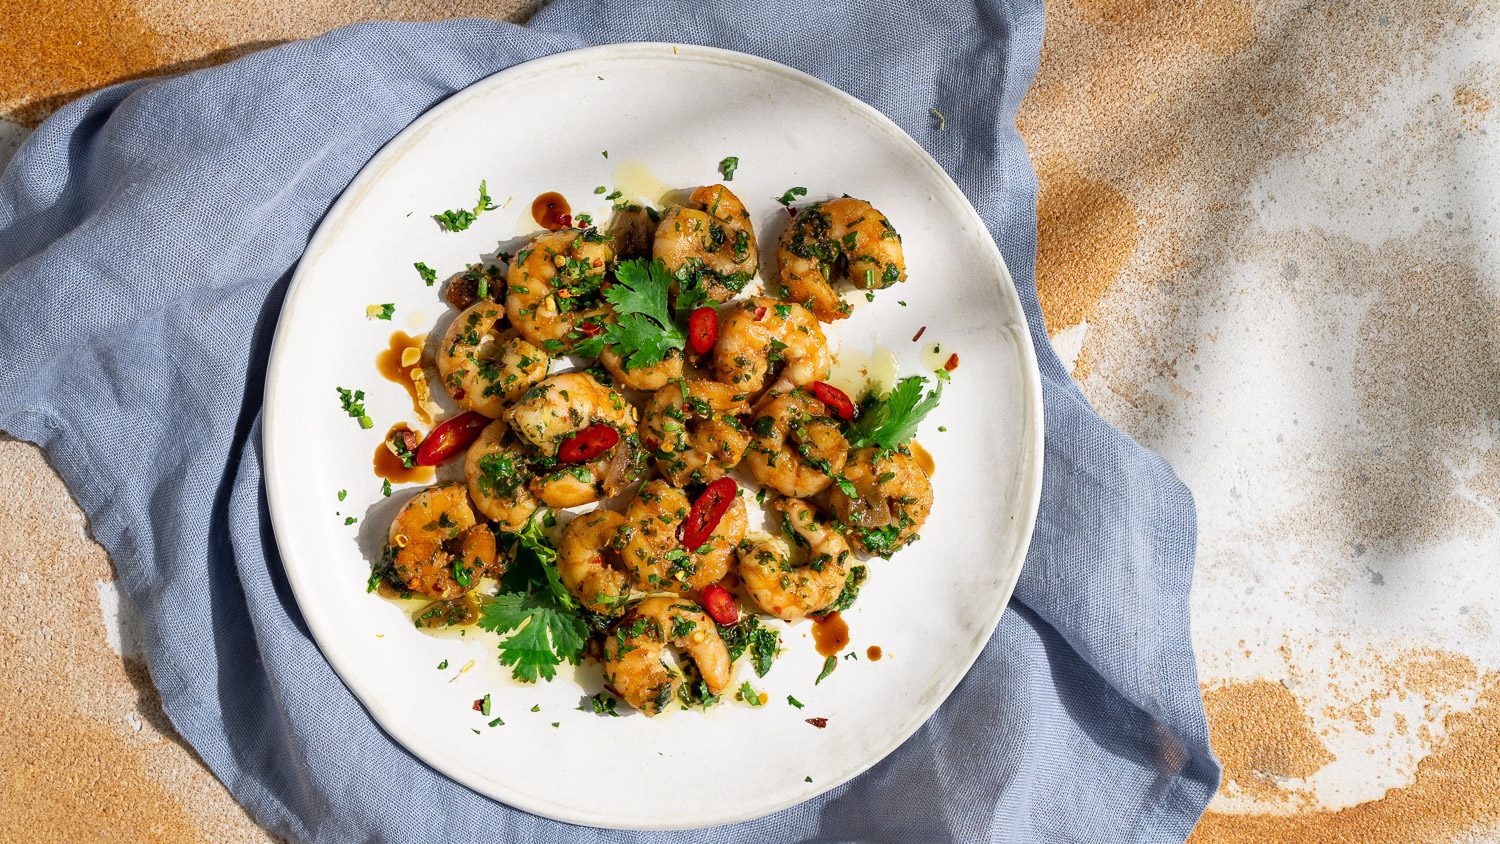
687;306;718;355
810;381;856;421
577;320;605;337
414;411;488;466
753;305;768;321
681;477;738;551
558;424;619;464
700;584;739;625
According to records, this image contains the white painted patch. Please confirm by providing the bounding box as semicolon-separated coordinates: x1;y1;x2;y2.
1049;320;1088;374
95;578;144;663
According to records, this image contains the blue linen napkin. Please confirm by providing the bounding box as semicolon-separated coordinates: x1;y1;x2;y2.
0;2;1220;841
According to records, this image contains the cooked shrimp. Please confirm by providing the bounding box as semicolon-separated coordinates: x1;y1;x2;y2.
744;388;849;498
385;483;500;600
507;372;644;507
603;597;732;715
558;510;631;615
738;498;851;620
828;446;934;557
777;197;906;321
713;297;831;395
437;301;550;417
505;228;614;353
642;379;751;485
654;184;759;303
607;204;656;260
599;346;683;392
618;480;746;593
464;420;539;532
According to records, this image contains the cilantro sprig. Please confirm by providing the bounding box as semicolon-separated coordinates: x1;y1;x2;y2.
575;258;685;370
846;374;944;450
434;179;498;232
477;513;588;683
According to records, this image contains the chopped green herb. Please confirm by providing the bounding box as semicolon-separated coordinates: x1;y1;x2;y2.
489;716;505;727
601;150;609;159
337;489;347;501
581;691;620;717
336;387;373;429
787;695;805;709
434;179;498;232
414;261;437;285
816;654;837;685
594;185;607;194
531;704;540;712
480;693;492;716
381;478;392;497
805;776;813;783
776;186;808;207
437;659;448;670
736;681;764;706
551;721;560;728
479;514;587;683
370;303;396;320
344;516;357;525
718;156;740;181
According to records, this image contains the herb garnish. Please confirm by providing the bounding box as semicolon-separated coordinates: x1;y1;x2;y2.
846;374;944;450
573;258;684;370
718;156;740;181
476;513;588;683
815;654;837;685
414;261;437;285
776;186;808;207
434;179;498;232
336;387;373;429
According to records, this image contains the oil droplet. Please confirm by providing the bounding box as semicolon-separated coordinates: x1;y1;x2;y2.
919;340;949;372
374;424;434;485
909;440;935;477
375;332;432;424
612;160;676;207
827;344;899;400
812;611;850;657
866;645;883;661
531;192;572;230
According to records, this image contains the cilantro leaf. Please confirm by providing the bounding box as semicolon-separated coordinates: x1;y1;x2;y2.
500;511;575;610
414;262;438;285
594;258;686;370
776;186;808;206
717;615;781;677
718;156;740;181
846;375;943;450
478;593;587;683
433;179;497;232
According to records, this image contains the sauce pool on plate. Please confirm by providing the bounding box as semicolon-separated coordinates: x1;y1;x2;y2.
374;423;433;484
531;192;572;230
812;611;850;657
376;332;430;423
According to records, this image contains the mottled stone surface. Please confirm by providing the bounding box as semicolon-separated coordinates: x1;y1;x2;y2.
2;1;1498;841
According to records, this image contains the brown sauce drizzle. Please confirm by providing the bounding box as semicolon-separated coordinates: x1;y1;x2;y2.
812;611;850;657
531;192;572;230
373;423;433;484
909;440;935;477
375;332;429;421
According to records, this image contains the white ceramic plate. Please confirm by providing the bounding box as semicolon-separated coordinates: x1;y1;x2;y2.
263;43;1043;830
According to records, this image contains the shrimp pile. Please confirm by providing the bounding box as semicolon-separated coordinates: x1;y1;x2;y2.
371;181;939;716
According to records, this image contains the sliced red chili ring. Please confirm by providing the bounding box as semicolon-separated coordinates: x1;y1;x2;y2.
687;306;718;355
944;353;959;372
810;381;856;421
753;305;768;321
558;424;620;463
414;411;489;466
681;477;738;551
699;583;739;625
577;320;605;337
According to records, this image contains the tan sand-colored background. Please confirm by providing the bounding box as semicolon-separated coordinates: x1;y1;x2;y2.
2;1;1498;841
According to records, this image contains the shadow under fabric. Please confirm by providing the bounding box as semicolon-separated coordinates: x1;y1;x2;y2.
0;2;1221;841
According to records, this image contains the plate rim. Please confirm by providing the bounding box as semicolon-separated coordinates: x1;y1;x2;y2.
262;40;1044;830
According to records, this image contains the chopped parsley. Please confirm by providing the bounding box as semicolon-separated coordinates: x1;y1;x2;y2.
787;695;805;709
437;659;448;670
846;375;944;450
581;691;621;717
736;681;764;706
344;516;357;526
573;258;684;370
414;261;437;285
776;186;808;206
336;387;373;429
815;654;837;685
489;716;505;727
434;179;498;232
381;478;392;497
369;303;395;320
718;156;740;181
337;489;347;501
718;615;780;677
